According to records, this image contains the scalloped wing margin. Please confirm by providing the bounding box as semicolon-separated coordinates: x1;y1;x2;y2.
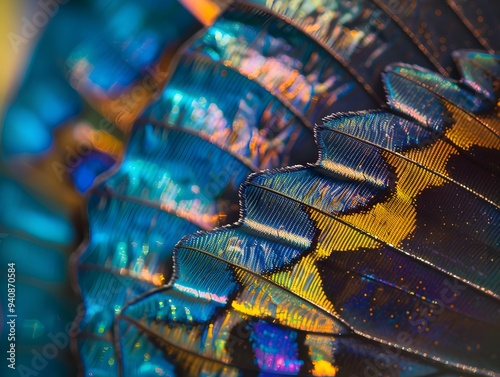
117;50;500;376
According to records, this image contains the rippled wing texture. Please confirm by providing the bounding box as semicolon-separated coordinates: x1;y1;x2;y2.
73;1;500;376
112;51;500;376
74;19;316;377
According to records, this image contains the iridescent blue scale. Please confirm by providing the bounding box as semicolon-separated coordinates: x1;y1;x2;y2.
1;1;499;376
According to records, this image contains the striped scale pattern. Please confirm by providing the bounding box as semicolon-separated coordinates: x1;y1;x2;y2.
111;52;500;376
73;1;500;376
